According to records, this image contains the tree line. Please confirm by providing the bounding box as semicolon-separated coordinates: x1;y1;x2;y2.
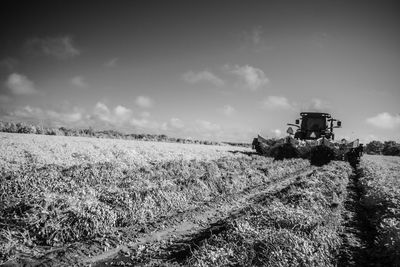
364;140;400;156
0;121;398;154
0;121;223;146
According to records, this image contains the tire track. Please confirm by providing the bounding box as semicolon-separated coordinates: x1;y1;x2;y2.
92;167;316;266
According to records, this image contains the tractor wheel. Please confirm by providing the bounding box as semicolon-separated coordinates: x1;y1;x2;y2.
310;145;335;166
271;143;299;161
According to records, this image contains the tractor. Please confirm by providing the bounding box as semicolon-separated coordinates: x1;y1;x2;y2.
252;112;363;167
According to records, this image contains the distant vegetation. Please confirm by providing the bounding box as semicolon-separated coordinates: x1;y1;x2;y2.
0;121;242;146
364;140;400;156
1;121;399;155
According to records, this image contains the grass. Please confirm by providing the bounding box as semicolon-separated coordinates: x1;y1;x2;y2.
358;155;400;266
185;161;353;267
0;132;309;264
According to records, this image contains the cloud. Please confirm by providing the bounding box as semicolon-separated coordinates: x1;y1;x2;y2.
271;129;282;138
219;105;235;116
169;118;184;129
308;98;330;112
366;112;400;129
250;26;263;45
182;70;224;87
262;96;292;109
9;105;82;123
71;76;88;88
93;102;132;124
135;96;154;108
0;57;18;71
93;102;111;122
26;36;80;59
130;118;160;130
5;73;38;95
227;64;269;90
196;120;221;132
114;105;132;119
104;57;118;68
161;117;185;131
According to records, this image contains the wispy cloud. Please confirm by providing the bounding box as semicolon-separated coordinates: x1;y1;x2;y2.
104;57;118;68
5;73;38;95
227;64;269;91
71;76;88;88
25;36;80;60
135;96;154;108
0;57;18;71
182;70;224;87
161;117;185;131
9;105;83;123
366;112;400;129
308;98;331;112
219;105;235;116
262;96;292;109
196;120;221;132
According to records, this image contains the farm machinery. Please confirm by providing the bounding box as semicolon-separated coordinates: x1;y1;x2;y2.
252;112;363;167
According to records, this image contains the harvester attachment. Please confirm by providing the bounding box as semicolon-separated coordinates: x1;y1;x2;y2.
252;112;363;167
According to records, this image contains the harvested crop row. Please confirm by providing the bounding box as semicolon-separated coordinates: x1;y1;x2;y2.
357;155;400;266
0;132;250;169
182;161;352;267
0;134;309;264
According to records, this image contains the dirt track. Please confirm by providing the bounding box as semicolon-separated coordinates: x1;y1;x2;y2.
90;167;316;266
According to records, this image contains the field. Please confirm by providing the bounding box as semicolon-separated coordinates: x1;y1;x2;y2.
0;133;399;266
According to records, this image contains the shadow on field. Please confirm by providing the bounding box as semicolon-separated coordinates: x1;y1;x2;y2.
165;220;228;264
228;150;258;157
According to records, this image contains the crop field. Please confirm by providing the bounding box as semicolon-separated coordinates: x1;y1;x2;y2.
0;132;399;266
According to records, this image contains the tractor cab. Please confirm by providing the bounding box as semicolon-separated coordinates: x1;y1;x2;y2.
287;112;341;141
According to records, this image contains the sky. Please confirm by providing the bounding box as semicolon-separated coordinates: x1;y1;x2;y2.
0;0;399;143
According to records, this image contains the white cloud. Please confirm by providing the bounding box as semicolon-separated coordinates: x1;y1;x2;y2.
170;118;184;129
182;70;224;87
135;96;154;108
93;102;132;124
114;105;132;117
46;109;82;122
104;57;118;68
227;64;269;90
26;36;80;60
5;73;38;95
9;105;82;123
130;118;160;129
71;76;88;88
271;129;282;137
220;105;235;116
366;112;400;129
93;102;111;122
308;98;330;112
262;96;292;109
162;117;185;131
196;120;221;132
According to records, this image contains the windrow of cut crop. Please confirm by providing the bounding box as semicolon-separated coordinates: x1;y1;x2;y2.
356;155;400;266
184;161;352;267
0;154;309;263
